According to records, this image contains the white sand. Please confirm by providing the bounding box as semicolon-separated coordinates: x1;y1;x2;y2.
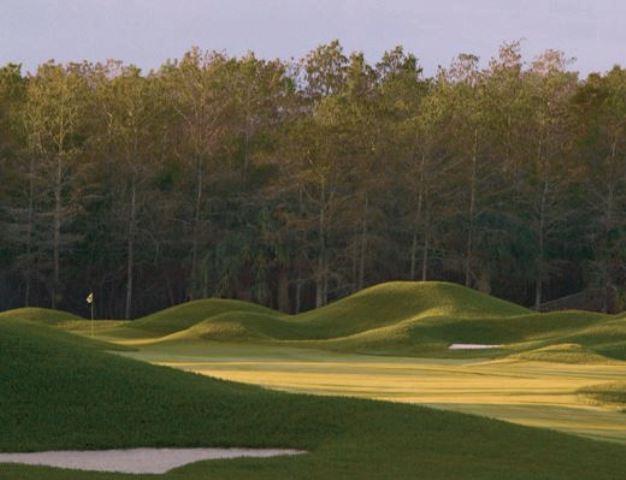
0;448;305;474
448;343;503;350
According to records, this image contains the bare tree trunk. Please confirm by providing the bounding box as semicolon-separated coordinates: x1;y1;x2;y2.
351;238;358;292
465;129;478;287
322;260;329;305
357;194;368;290
51;154;62;308
316;180;326;308
242;114;250;179
25;156;35;306
295;280;302;314
277;269;290;313
202;258;210;298
125;178;136;320
602;140;617;313
535;176;548;310
409;154;425;279
165;274;175;306
295;187;304;313
190;156;203;299
421;214;430;281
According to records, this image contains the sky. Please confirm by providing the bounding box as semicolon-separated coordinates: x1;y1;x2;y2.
1;0;625;77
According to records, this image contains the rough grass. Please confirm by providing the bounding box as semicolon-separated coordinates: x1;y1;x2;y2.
4;319;626;479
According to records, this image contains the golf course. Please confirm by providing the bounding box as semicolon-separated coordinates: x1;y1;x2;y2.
2;281;626;479
3;3;626;477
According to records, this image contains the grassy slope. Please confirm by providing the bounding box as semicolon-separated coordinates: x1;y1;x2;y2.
108;281;626;361
113;298;283;338
289;281;530;339
297;309;602;353
5;282;625;361
578;382;626;410
126;281;531;344
508;343;619;364
565;316;626;359
3;319;626;480
0;307;81;325
0;313;132;352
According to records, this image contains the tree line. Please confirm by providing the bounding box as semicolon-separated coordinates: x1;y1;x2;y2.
0;41;624;318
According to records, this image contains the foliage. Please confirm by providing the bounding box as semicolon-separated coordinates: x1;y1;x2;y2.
0;43;625;317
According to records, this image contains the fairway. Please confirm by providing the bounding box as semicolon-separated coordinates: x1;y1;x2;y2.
120;341;626;445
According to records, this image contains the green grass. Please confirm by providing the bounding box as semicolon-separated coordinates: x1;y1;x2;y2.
578;382;626;410
112;298;283;339
507;343;617;364
288;281;530;339
295;309;612;357
4;318;626;479
158;311;301;343
36;281;624;362
112;281;533;345
0;307;82;325
0;314;132;352
4;282;626;363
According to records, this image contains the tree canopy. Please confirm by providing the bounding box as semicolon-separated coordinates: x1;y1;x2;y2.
1;42;624;318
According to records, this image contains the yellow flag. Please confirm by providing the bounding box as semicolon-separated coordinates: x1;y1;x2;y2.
86;292;94;304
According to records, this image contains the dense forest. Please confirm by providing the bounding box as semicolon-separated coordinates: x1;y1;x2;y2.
0;41;624;318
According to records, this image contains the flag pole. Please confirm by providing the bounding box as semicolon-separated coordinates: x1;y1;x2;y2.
91;299;94;337
87;292;94;337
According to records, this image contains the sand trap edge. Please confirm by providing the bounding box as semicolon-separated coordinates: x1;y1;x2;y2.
0;447;306;474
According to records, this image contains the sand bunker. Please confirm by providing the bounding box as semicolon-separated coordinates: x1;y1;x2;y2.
448;343;503;350
0;448;305;474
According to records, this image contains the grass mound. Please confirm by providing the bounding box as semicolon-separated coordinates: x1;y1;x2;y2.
297;309;613;357
578;382;626;410
113;281;531;346
507;343;617;364
160;311;309;343
121;298;283;337
4;319;626;479
290;281;530;339
14;282;625;362
0;318;131;355
565;317;626;360
0;307;82;325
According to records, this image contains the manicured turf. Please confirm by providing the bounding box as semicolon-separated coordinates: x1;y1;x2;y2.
122;298;284;337
0;307;82;325
579;382;626;410
85;281;626;363
3;318;626;479
122;340;626;445
507;343;619;364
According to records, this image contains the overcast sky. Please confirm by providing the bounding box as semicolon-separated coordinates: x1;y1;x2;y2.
1;0;624;76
